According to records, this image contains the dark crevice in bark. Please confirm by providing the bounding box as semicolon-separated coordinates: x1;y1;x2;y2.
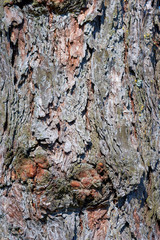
76;44;94;80
11;41;18;67
120;221;129;234
70;83;76;95
85;141;92;152
56;122;60;132
17;73;29;88
13;75;18;85
92;6;106;39
147;166;152;181
131;231;137;240
123;176;147;206
3;94;9;132
118;195;127;208
7;21;24;70
72;213;78;240
37;114;50;122
81;99;88;118
152;0;156;7
47;208;81;219
157;220;160;231
68;120;76;126
77;153;86;160
26;143;39;157
0;30;3;45
36;140;55;151
4;0;33;8
129;67;136;77
17;0;33;8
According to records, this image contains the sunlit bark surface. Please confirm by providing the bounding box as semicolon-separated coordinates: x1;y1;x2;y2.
0;0;160;239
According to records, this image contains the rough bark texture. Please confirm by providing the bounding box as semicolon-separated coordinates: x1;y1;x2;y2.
0;0;160;239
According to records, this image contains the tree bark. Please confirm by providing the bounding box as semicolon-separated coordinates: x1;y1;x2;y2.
0;0;160;239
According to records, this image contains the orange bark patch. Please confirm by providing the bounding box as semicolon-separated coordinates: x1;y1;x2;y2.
97;162;104;168
14;159;37;182
133;208;141;239
70;166;106;203
96;162;105;173
87;208;109;239
81;177;92;188
70;180;81;188
35;156;49;169
78;170;90;179
18;160;37;182
90;189;101;200
54;17;84;85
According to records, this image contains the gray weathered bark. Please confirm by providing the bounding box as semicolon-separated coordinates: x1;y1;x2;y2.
0;0;160;239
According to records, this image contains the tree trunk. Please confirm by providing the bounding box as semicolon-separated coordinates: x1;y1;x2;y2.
0;0;160;239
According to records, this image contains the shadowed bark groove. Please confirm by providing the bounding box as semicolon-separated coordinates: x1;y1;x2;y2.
0;0;160;239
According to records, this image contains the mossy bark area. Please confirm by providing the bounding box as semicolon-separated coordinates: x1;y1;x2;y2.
0;0;160;239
